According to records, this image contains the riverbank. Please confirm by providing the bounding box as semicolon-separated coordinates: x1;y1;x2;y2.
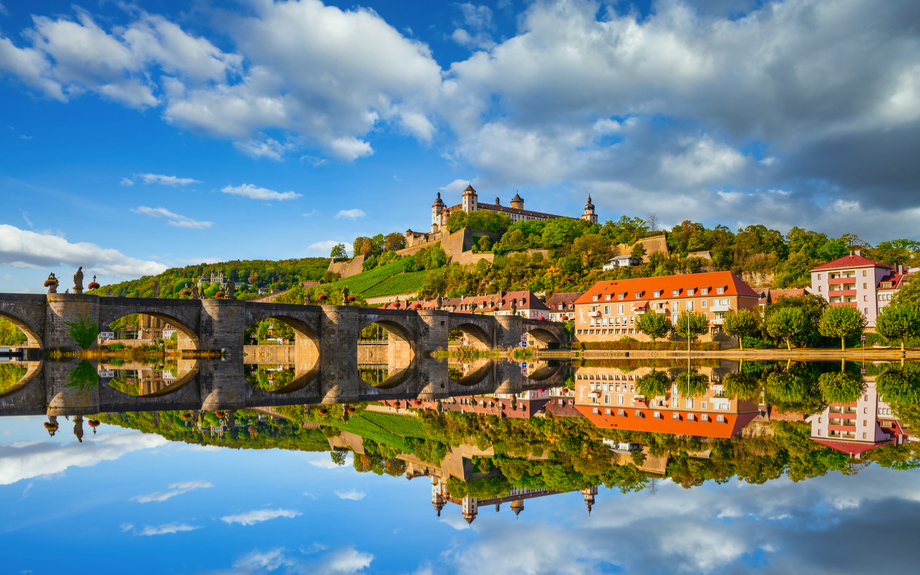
537;347;920;361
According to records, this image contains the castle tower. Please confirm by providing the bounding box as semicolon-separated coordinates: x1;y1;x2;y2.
431;477;445;518
462;183;478;213
432;192;446;232
582;192;597;224
510;192;524;210
462;496;479;525
581;486;597;517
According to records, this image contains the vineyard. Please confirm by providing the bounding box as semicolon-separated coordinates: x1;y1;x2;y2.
318;257;427;299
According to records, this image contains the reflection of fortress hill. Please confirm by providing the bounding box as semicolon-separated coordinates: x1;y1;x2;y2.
381;389;551;419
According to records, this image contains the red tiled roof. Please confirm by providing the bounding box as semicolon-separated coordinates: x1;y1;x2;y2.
574;405;760;439
545;291;583;309
811;438;892;455
811;254;892;272
878;272;912;291
573;271;758;306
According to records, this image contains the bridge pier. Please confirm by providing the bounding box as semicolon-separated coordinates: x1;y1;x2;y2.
320;305;360;403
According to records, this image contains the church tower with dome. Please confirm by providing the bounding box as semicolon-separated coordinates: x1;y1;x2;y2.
582;193;597;224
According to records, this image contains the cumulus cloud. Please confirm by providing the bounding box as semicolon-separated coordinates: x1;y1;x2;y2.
221;508;302;526
0;224;167;278
132;206;213;229
133;480;213;503
0;430;167;486
334;489;366;501
334;209;366;220
119;177;135;187
226;547;374;575
136;523;202;536
220;184;301;201
135;173;201;186
307;453;353;468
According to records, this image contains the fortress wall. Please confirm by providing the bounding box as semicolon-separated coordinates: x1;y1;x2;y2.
327;254;366;280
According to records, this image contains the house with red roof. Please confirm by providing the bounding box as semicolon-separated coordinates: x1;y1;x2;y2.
572;271;759;343
810;251;894;327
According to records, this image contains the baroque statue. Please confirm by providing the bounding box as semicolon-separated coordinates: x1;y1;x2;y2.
73;266;84;294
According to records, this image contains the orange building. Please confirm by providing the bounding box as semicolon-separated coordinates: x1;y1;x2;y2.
571;366;760;439
572;271;759;342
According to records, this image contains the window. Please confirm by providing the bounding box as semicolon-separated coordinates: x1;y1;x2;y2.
817;273;821;280
688;288;696;296
863;283;867;289
618;409;625;416
863;295;868;302
862;432;867;439
716;286;725;294
863;270;867;277
592;408;599;415
604;394;610;404
630;385;635;393
653;411;662;419
592;295;599;301
717;415;725;423
672;314;679;324
635;410;642;417
673;302;680;312
654;290;662;298
630;316;635;325
701;414;710;422
618;292;626;300
818;286;822;292
701;287;709;295
864;407;868;414
701;300;707;308
604;305;610;314
701;401;708;409
686;398;694;408
671;397;680;407
687;301;694;311
863;420;867;426
617;394;624;405
635;291;644;298
604;409;611;415
688;414;696;421
617;304;624;314
672;289;680;296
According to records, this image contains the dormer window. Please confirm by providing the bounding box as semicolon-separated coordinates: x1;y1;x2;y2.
605;294;612;300
672;289;680;296
653;290;662;298
687;288;695;296
592;295;599;301
701;287;710;295
618;292;626;300
716;286;726;294
635;291;644;298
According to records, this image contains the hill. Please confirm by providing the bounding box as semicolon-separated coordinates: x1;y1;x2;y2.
92;258;330;299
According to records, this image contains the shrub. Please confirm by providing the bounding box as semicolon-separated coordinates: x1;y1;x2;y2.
65;314;100;350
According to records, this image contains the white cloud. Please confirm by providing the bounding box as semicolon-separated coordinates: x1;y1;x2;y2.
302;210;317;217
234;138;295;161
137;523;202;536
132;206;212;229
307;241;352;256
119;177;134;187
335;489;366;501
135;173;201;186
0;224;167;278
120;523;134;532
228;547;374;575
334;209;366;220
221;508;302;526
2;274;13;281
133;480;213;503
0;430;167;486
220;183;301;201
307;453;353;468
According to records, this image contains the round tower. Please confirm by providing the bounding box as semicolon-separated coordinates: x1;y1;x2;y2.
582;486;597;517
510;192;524;210
431;477;445;517
432;191;446;232
510;499;524;517
582;192;597;224
462;496;479;525
462;183;478;213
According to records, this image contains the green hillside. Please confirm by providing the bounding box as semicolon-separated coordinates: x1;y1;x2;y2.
92;258;330;299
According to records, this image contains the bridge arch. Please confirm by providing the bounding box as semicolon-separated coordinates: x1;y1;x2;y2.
448;315;494;350
523;325;562;348
0;361;42;399
355;313;417;391
243;313;320;394
98;308;200;350
0;310;42;348
449;359;494;387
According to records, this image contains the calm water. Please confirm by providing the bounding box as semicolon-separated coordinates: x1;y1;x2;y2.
1;357;918;574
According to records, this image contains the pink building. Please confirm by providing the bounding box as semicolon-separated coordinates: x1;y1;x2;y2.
810;252;892;327
877;266;913;313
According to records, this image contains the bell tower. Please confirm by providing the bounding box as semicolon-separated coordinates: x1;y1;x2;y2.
510;192;524;210
582;192;597;224
462;182;478;213
432;191;446;232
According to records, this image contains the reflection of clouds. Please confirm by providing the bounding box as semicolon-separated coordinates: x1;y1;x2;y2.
136;523;202;536
221;509;302;526
0;430;167;485
437;468;920;574
133;480;213;503
209;546;374;575
306;453;352;469
334;489;366;501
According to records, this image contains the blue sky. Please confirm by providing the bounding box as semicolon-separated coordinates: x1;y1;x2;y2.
2;414;920;574
2;0;920;293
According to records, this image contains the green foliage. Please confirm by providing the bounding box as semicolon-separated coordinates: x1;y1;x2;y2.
630;242;647;260
635;311;671;341
722;371;760;401
330;243;348;260
876;304;920;351
0;363;27;392
818;306;867;350
636;370;670;398
65;314;100;350
722;309;760;349
817;372;865;404
764;294;828;348
66;360;99;393
477;235;493;252
672;310;709;341
764;307;809;350
0;317;27;346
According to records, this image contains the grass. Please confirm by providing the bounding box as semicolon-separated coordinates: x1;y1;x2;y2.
361;270;429;298
317;258;430;299
361;411;430;439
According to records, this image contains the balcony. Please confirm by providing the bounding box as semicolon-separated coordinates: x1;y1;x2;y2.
828;289;856;297
710;305;731;312
828;276;856;285
710;318;724;325
830;302;858;308
588;311;600;317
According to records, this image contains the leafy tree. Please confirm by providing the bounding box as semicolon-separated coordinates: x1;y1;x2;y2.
353;236;370;257
722;371;760;401
330;450;348;466
818;372;866;404
542;217;595;248
636;311;671;342
384;233;406;252
571;234;611;270
630;242;646;261
764;295;827;348
672;311;709;341
764;307;809;350
636;370;670;398
65;314;100;350
477;235;493;252
446;210;467;233
818;305;867;351
330;243;348;260
321;271;340;283
722;309;760;350
893;277;920;307
876;304;920;352
465;210;511;233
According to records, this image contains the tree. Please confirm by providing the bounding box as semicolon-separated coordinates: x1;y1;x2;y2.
630;242;647;261
477;236;493;252
446;210;467;233
722;309;760;350
0;318;27;346
384;232;406;252
818;305;867;351
571;234;611;269
818;372;865;404
330;450;348;466
764;307;809;350
764;295;826;347
330;243;348;260
636;370;670;398
876;304;920;352
672;311;709;341
722;371;760;401
636;311;671;342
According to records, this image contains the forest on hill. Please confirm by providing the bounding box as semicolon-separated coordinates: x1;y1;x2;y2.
91;258;330;299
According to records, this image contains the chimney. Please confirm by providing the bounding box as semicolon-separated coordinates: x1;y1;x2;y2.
855;249;861;256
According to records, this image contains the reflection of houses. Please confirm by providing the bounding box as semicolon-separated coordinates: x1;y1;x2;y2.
809;378;914;458
138;369;176;395
138;314;174;340
430;476;598;524
382;389;550;419
544;291;583;322
383;290;551;321
572;366;760;439
573;271;759;342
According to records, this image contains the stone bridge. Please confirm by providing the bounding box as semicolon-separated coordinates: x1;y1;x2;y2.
0;293;565;416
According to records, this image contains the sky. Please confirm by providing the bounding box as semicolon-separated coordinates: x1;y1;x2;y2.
1;0;920;293
2;413;920;574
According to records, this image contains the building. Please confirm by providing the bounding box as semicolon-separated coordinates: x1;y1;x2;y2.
544;291;583;322
138;314;173;340
810;252;894;327
810;377;913;458
382;389;550;419
429;184;597;232
602;255;640;270
572;271;760;342
387;291;551;320
572;366;761;439
877;265;913;313
755;288;807;315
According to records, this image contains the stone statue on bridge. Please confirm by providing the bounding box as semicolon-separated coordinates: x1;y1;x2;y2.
73;267;84;294
191;285;200;299
342;285;350;306
510;299;517;315
436;294;443;310
225;280;235;300
46;272;58;294
73;415;84;443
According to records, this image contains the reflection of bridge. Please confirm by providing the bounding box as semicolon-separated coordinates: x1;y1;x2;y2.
0;293;564;416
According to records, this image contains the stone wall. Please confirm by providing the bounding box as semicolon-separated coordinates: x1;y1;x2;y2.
327;255;366;280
